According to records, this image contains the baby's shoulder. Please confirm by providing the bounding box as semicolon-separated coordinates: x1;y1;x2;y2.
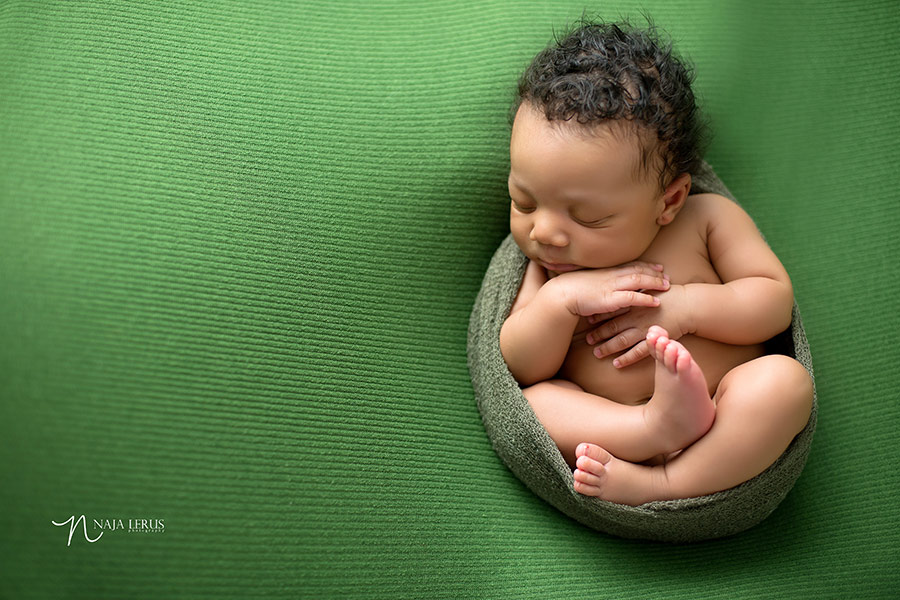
684;192;750;226
686;192;740;213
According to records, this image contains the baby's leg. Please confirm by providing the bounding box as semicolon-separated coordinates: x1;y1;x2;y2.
523;334;714;466
573;345;814;505
523;380;659;466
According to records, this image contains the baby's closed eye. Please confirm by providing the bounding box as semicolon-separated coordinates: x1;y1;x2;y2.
573;213;613;227
511;198;536;213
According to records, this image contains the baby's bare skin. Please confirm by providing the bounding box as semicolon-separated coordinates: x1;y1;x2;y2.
500;102;814;504
573;327;714;503
553;194;767;405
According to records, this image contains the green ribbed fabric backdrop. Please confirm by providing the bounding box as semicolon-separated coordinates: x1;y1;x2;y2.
1;1;898;597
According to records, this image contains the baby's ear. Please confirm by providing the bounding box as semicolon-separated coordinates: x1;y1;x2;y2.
657;173;692;225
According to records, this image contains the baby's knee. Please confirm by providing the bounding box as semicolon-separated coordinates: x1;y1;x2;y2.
763;355;813;407
720;356;813;430
776;357;814;429
758;356;813;427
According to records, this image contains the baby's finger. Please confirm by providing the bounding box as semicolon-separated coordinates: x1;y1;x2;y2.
616;263;667;282
587;307;630;325
585;316;626;345
588;314;631;343
592;328;642;358
611;290;662;311
615;272;670;293
611;341;651;369
621;261;665;273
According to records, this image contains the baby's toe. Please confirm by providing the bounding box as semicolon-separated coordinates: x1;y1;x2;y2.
573;479;602;496
647;325;668;338
673;343;693;373
575;443;612;472
573;445;615;498
574;467;604;486
573;467;605;497
646;333;660;359
663;338;683;371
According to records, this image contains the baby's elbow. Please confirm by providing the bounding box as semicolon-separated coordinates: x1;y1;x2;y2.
499;328;531;384
500;346;544;386
512;370;542;388
499;342;550;387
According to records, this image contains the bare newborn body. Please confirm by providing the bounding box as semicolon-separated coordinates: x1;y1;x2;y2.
556;194;765;407
499;102;814;505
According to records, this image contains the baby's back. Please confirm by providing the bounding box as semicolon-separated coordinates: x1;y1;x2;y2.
558;194;766;404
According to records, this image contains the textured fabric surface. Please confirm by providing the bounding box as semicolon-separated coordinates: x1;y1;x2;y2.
1;1;898;598
468;163;818;542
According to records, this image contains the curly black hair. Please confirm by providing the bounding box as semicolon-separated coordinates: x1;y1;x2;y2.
513;18;708;190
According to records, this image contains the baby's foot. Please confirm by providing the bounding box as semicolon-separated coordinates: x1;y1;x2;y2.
642;325;715;454
573;443;668;505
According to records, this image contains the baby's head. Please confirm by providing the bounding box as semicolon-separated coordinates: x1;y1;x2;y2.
508;19;708;272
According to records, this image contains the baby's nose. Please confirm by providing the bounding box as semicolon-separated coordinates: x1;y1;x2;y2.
529;214;568;247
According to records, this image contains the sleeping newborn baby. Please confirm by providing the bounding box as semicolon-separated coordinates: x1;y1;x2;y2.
499;20;813;506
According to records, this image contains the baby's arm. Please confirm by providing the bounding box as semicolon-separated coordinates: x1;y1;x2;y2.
500;261;579;386
500;261;670;386
681;194;794;344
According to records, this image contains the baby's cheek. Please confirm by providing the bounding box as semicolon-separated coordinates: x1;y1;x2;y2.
509;221;530;252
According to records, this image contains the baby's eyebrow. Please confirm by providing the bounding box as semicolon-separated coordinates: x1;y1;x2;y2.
564;193;606;209
507;177;532;195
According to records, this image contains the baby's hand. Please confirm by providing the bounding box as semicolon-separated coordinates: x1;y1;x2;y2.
586;284;693;368
555;262;670;318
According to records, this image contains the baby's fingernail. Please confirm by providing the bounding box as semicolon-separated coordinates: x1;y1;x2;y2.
594;347;603;358
586;334;593;344
613;359;622;368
